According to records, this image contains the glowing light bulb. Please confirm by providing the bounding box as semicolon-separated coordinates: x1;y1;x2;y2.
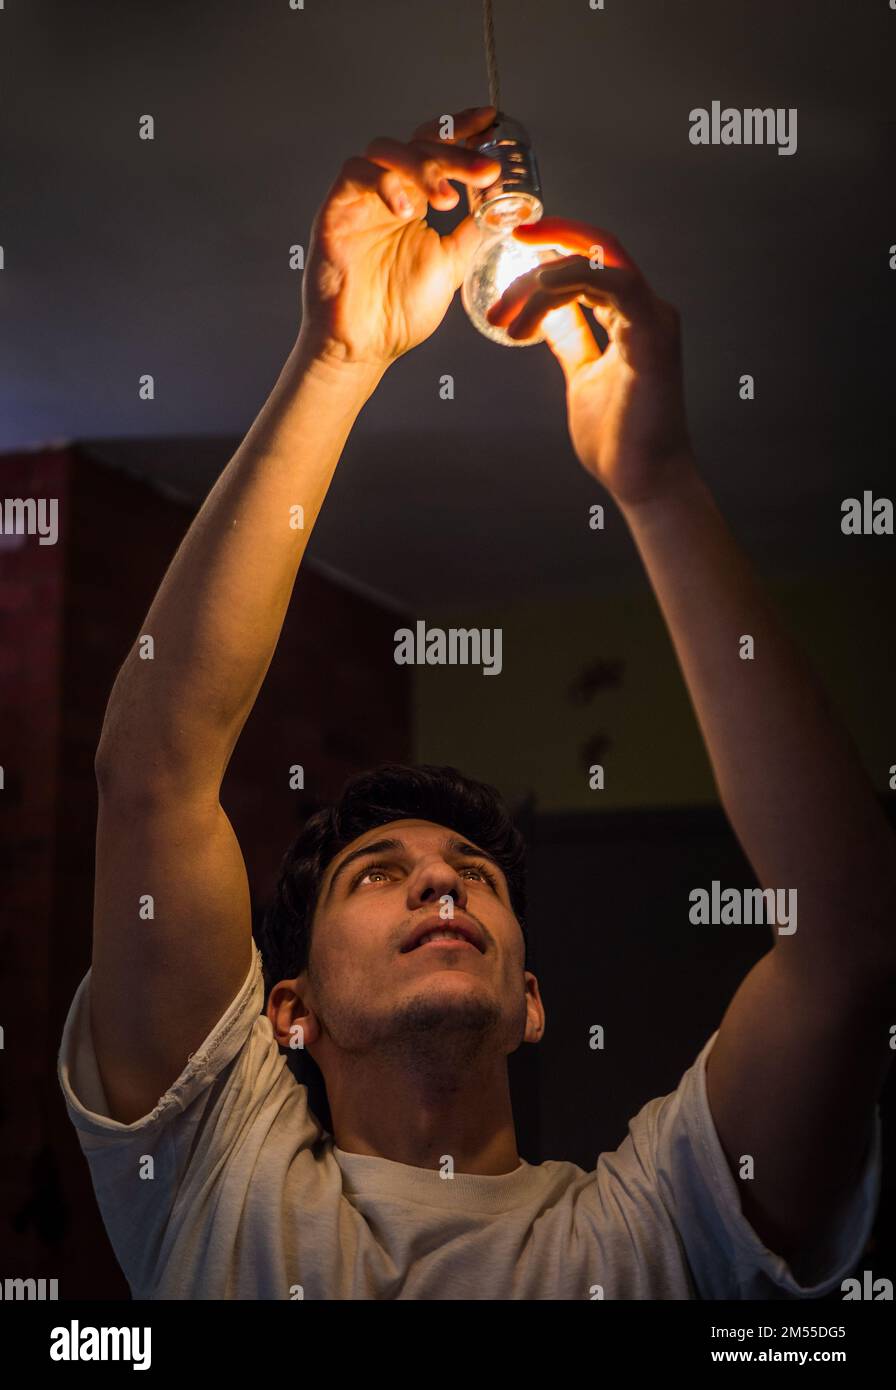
462;214;561;347
461;114;559;347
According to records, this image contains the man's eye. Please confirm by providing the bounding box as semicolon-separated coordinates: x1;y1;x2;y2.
462;863;499;889
352;863;390;887
351;861;498;889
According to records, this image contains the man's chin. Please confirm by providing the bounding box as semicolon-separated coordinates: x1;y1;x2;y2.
390;979;502;1039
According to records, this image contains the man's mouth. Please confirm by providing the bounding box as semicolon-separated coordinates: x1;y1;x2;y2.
400;914;486;953
403;927;481;952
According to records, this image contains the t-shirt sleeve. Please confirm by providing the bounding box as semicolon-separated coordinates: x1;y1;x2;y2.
56;941;318;1297
629;1028;884;1299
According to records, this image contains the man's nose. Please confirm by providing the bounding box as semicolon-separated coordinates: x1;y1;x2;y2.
408;862;467;910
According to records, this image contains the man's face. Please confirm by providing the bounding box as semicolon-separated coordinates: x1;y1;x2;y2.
271;818;544;1070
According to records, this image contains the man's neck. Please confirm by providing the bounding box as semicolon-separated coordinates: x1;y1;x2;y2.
325;1055;521;1175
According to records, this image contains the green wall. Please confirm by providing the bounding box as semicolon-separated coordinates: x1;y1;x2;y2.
414;570;895;812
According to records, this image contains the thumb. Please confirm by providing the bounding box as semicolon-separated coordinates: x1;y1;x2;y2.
441;214;483;290
542;302;602;381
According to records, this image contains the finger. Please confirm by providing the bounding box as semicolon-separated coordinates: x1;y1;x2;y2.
496;286;586;342
412;137;503;182
487;256;650;333
513;218;636;272
541;303;602;379
333;156;421;220
538;256;652;319
363;136;501;211
411;105;497;144
498;282;634;343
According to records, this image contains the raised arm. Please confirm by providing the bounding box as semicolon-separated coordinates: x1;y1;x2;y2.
488;220;896;1267
90;107;503;1123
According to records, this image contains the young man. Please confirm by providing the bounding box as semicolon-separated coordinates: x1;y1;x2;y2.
58;105;894;1299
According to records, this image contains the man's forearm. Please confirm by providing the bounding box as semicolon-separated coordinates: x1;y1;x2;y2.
618;458;896;971
97;335;385;794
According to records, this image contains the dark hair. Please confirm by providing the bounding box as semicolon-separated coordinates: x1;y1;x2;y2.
255;762;532;1131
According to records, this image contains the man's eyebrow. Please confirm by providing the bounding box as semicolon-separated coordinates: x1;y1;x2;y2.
326;838;404;899
325;836;504;898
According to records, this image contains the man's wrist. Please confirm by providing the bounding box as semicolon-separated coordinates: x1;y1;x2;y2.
289;331;388;404
614;451;710;530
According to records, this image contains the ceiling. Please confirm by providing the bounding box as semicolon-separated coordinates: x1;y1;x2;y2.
2;0;893;607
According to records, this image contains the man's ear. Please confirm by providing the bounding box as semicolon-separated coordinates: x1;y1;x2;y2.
266;978;321;1050
523;970;545;1044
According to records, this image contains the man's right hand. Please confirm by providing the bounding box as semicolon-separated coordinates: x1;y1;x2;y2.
298;106;502;372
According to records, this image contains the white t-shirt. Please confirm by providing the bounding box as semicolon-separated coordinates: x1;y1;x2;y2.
57;942;882;1300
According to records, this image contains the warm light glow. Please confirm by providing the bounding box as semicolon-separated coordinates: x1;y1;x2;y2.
462;232;562;347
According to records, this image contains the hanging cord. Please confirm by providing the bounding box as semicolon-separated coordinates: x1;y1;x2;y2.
482;0;501;115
